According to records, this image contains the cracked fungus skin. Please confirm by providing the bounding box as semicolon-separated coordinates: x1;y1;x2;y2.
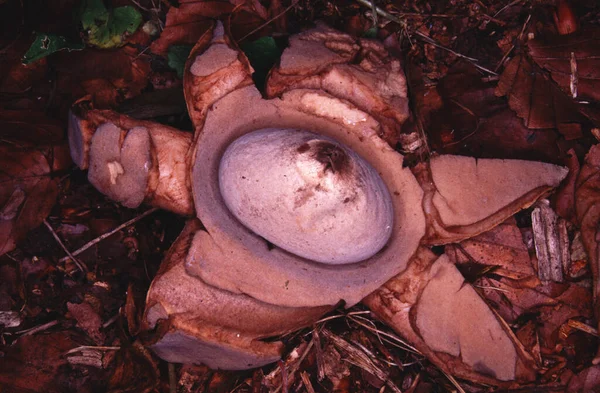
218;128;394;265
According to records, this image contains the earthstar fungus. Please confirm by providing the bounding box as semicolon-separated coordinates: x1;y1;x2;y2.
69;22;568;385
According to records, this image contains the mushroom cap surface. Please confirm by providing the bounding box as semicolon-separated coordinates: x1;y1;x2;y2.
219;128;394;264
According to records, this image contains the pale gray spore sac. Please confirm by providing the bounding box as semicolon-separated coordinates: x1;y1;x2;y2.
218;128;394;265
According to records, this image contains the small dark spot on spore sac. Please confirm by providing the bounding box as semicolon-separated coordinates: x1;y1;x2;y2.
313;141;350;175
343;197;350;203
296;143;310;153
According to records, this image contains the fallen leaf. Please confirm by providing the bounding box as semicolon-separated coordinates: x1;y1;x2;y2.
528;28;600;103
78;0;142;49
167;45;193;78
22;33;85;65
0;110;71;256
426;62;565;163
567;365;600;392
0;332;83;392
150;1;234;56
51;45;151;107
449;219;536;281
108;341;160;393
554;149;581;222
575;144;600;346
67;301;105;345
241;36;282;90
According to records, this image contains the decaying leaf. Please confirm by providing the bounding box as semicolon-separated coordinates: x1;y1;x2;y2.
67;301;105;345
52;45;151;107
426;63;565;162
108;341;160;393
448;218;535;281
575;144;600;352
0;110;71;256
528;28;600;104
496;55;587;132
496;29;600;131
150;0;234;55
0;332;84;392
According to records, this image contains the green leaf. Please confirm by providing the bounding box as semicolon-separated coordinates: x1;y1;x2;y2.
79;0;142;49
363;27;378;38
241;36;282;91
167;45;193;79
22;33;85;65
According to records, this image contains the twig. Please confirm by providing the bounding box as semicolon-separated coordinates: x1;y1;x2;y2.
441;369;467;393
65;345;121;354
238;0;299;43
494;13;531;72
58;208;158;263
494;0;524;18
567;319;599;337
279;360;289;393
355;0;498;75
312;328;325;381
44;219;87;272
300;371;316;393
314;310;370;324
322;329;402;393
16;320;58;336
169;362;177;393
369;0;378;27
348;314;420;354
273;340;314;393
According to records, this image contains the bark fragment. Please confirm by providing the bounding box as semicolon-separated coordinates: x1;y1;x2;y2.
531;200;569;283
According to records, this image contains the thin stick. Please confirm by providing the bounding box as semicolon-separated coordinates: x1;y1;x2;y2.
65;345;121;355
238;0;299;43
355;0;498;75
44;219;87;272
16;320;58;336
300;371;316;393
59;208;158;263
273;340;314;393
442;369;467;393
168;362;177;393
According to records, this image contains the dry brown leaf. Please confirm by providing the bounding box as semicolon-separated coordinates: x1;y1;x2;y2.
554;149;581;222
528;28;600;104
0;331;83;392
449;216;593;362
426;63;564;163
496;27;600;132
52;46;151;108
0;111;71;256
67;301;105;345
575;144;600;346
150;1;234;55
448;219;536;281
108;341;160;393
567;365;600;392
496;55;586;131
0;44;48;96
